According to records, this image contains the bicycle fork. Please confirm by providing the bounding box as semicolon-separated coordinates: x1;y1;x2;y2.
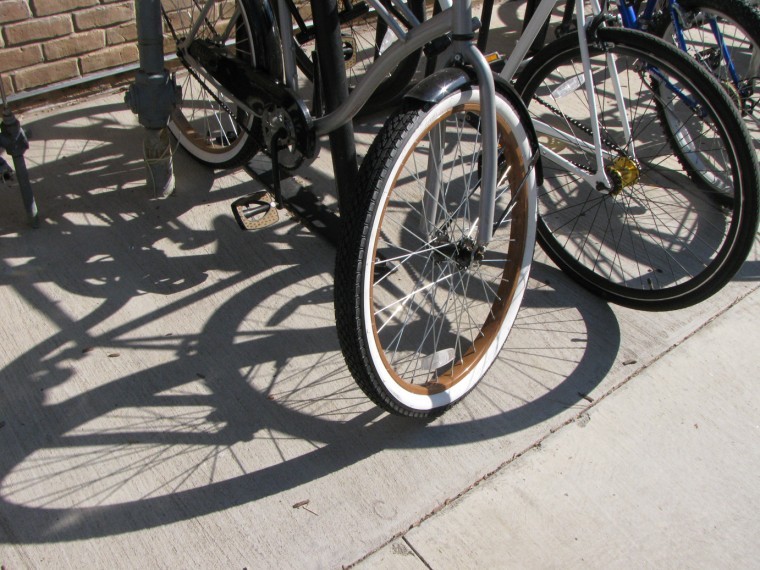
421;0;500;248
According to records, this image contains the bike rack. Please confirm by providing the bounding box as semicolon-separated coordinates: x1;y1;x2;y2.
128;0;357;242
126;0;179;199
0;77;39;228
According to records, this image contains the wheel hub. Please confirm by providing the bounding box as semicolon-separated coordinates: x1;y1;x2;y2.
435;236;484;270
605;156;640;194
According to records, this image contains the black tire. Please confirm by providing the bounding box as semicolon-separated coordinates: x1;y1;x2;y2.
161;0;279;169
514;27;760;310
335;86;538;417
651;0;760;162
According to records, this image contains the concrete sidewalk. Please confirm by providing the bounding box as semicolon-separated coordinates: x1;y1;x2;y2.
1;2;759;565
361;287;760;569
0;86;757;569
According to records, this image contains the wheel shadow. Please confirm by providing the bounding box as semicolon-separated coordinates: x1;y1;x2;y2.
0;98;622;544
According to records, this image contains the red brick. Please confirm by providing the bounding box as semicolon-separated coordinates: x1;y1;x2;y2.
43;29;104;60
79;43;138;73
0;43;43;73
3;14;73;46
30;0;98;17
0;0;31;24
105;21;137;45
73;2;133;31
1;74;14;96
12;58;79;90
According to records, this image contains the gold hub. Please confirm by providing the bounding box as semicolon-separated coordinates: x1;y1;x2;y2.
608;156;640;192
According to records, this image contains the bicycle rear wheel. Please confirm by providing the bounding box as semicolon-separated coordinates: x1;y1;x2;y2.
161;0;278;168
515;28;759;310
293;0;425;111
335;85;538;417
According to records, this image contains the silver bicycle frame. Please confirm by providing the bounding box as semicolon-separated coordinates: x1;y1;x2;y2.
317;0;636;243
180;0;635;244
314;0;500;247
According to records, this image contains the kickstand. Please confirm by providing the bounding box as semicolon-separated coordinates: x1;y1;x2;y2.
269;128;288;208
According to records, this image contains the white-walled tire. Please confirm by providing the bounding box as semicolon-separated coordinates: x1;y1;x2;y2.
335;88;538;417
161;0;262;168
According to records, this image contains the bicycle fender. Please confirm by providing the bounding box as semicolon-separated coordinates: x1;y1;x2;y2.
405;68;542;185
403;67;472;107
493;75;543;185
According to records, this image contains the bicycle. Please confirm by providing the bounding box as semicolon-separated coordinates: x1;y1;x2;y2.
629;0;760;191
504;0;760;311
159;0;426;169
150;0;539;416
546;0;760;171
146;0;757;416
631;0;760;143
542;0;760;115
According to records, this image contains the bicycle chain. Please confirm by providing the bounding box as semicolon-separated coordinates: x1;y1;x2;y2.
161;7;255;138
533;93;628;162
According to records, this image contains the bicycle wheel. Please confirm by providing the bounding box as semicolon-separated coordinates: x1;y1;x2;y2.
161;0;276;168
293;0;425;111
514;28;759;310
652;0;760;161
335;85;538;417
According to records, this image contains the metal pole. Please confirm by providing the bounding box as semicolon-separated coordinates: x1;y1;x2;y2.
125;0;179;198
0;77;39;227
310;0;359;214
476;0;495;52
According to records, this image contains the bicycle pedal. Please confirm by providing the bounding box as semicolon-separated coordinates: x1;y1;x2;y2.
341;33;357;69
231;190;279;231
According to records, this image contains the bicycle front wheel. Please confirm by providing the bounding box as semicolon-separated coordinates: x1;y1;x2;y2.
335;86;538;417
515;28;759;310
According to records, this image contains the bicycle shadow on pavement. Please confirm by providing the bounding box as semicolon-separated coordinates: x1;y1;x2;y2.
0;97;621;544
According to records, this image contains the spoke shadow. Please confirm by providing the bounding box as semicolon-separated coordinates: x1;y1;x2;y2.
0;98;621;544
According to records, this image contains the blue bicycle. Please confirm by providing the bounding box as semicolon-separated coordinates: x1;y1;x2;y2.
541;0;760;142
632;0;759;128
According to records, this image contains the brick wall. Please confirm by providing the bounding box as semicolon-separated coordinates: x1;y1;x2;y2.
1;0;138;98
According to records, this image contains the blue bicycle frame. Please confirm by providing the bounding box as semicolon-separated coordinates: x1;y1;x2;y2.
620;0;745;93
